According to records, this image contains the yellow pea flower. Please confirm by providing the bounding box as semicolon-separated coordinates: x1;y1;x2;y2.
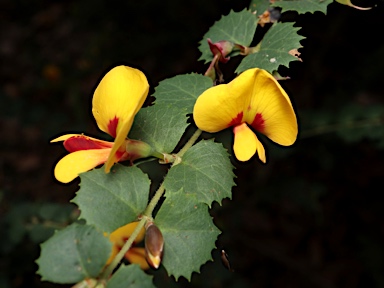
52;65;149;183
193;68;298;162
107;222;149;270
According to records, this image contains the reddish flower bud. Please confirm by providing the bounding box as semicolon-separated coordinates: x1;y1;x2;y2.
207;39;235;63
144;222;164;269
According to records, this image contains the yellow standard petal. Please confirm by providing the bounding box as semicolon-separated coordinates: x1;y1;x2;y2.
244;69;298;146
92;65;149;138
193;77;253;132
233;123;265;162
109;222;145;247
54;149;111;183
92;65;149;173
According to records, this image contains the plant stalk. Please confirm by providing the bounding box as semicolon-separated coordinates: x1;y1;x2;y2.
101;128;202;280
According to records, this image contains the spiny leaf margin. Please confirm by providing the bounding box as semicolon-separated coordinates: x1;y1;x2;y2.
155;188;221;281
236;22;305;73
72;164;150;233
273;0;332;14
198;9;258;63
163;139;235;207
36;223;111;284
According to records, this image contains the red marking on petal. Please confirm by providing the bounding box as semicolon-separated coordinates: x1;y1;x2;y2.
251;113;265;132
108;116;119;138
227;112;243;127
63;136;112;152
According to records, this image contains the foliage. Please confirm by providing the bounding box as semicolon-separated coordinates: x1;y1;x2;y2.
1;0;383;288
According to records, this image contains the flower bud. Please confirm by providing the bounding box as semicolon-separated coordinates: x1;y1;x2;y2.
144;222;164;269
207;39;235;63
125;139;155;161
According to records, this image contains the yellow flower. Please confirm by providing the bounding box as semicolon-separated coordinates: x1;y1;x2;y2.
52;66;149;183
107;222;149;270
193;68;298;162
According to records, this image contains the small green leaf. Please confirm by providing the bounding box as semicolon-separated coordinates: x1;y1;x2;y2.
130;74;212;153
36;223;111;284
155;189;221;281
107;264;155;288
236;22;305;73
72;165;150;233
153;73;212;112
249;0;272;14
198;9;258;63
163;140;235;207
273;0;332;14
130;104;188;153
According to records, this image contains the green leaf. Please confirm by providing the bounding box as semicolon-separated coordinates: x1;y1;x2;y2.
273;0;332;14
155;189;221;281
130;74;211;153
153;73;212;112
129;105;188;153
107;264;155;288
163;140;235;207
236;22;305;73
198;9;258;63
249;0;272;14
72;165;150;233
36;223;111;284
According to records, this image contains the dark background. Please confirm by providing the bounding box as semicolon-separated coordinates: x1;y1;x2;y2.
1;0;384;287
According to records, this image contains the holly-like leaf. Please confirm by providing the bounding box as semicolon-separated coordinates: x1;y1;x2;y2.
130;74;211;153
198;9;258;63
273;0;332;14
129;104;189;154
249;0;272;14
36;223;111;284
107;264;155;288
72;164;150;233
153;73;212;112
163;140;235;207
155;189;221;281
236;22;305;73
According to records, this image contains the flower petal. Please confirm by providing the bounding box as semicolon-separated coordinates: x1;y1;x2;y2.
54;149;111;183
104;117;134;173
92;65;149;138
126;247;150;270
233;123;266;162
109;222;145;247
106;222;146;265
51;134;81;142
193;81;251;132
244;69;298;146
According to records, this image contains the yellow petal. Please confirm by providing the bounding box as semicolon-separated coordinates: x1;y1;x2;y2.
193;76;253;132
54;149;110;183
109;222;145;247
126;247;150;270
233;123;266;162
106;222;146;266
244;69;298;146
104;117;134;173
92;65;149;138
51;134;81;142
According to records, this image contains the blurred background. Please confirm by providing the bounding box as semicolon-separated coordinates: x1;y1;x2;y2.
1;0;384;287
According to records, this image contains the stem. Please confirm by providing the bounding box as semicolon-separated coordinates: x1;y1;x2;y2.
144;129;202;217
177;129;202;157
101;128;202;280
100;217;146;279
